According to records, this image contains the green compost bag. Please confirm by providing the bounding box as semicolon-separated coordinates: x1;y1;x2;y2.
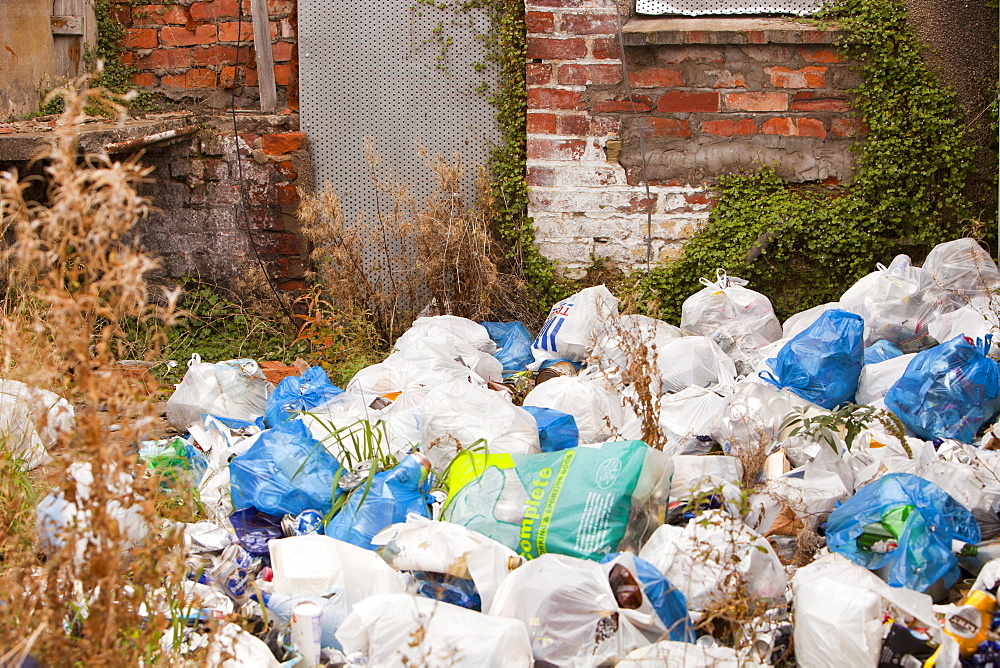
443;440;672;561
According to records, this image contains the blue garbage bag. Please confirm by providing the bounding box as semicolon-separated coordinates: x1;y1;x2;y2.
826;472;980;592
884;335;1000;443
482;321;534;377
865;339;904;365
325;454;431;550
760;308;864;409
522;405;579;452
601;553;694;642
230;418;344;517
265;366;344;427
229;507;285;558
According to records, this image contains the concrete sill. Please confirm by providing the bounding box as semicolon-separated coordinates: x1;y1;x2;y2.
622;17;847;46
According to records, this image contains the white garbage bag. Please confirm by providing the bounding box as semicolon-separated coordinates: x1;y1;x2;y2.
532;285;619;366
593;314;682;374
394;315;498;355
680;270;782;360
652;336;737;395
656;386;730;455
711;381;812;449
927;297;1000;353
203;622;281;668
855;353;916;406
372;513;523;611
839;254;945;346
638;510;786;611
0;379;74;468
348;334;501;399
489;553;664;667
420;379;540;471
616;641;742;667
523;371;629;444
268;534;404;600
792;553;941;668
165;354;271;431
337;593;533;667
922;237;1000;306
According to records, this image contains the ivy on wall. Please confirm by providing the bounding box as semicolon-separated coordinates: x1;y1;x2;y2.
641;0;979;321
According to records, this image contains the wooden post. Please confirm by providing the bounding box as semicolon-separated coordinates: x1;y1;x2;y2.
249;0;277;112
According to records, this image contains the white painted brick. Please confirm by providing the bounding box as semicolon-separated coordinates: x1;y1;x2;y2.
537;238;595;265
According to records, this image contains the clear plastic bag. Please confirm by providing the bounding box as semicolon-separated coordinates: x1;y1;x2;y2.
681;270;782;359
922;237;1000;306
165;354;271;431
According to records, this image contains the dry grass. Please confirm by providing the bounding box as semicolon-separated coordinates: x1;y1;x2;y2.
0;81;206;663
298;142;544;347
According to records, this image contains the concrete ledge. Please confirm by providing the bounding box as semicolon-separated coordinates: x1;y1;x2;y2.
622;17;847;46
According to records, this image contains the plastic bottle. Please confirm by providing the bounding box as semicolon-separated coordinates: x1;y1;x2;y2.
942;589;997;657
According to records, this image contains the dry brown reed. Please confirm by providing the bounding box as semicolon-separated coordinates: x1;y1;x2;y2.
0;81;199;663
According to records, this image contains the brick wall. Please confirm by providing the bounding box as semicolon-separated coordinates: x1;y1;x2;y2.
134;117;310;292
526;10;861;277
116;0;298;109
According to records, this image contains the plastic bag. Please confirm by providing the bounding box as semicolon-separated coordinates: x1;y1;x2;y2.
488;552;670;667
444;440;672;561
269;534;404;599
325;454;431;550
599;552;694;642
373;514;523;612
826;472;980;592
394;315;498;355
523;371;629;444
761;308;864;409
711;380;814;449
531;285;618;365
166;354;271;431
927;297;1000;354
855;353;915;406
782;302;841;340
617;642;741;667
864;339;904;365
337;593;533;668
839;254;944;346
522;405;579;452
264;366;343;427
482;321;534;377
655;385;729;456
792;553;941;668
592;314;682;373
0;379;74;469
638;509;786;610
651;335;738;395
139;437;208;487
884;335;1000;443
680;270;782;358
922;237;1000;305
419;379;541;472
229;418;343;517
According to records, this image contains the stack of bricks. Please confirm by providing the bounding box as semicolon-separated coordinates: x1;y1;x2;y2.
117;0;298;108
525;4;861;276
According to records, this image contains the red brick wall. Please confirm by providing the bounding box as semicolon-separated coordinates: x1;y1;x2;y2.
525;7;862;276
116;0;298;109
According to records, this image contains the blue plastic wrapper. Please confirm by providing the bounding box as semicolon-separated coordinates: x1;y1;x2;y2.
229;508;285;557
229;418;344;518
760;308;864;409
884;335;1000;443
482;321;535;377
264;366;344;427
522;405;579;452
601;553;694;643
826;472;980;592
865;339;904;365
325;454;432;550
412;571;482;610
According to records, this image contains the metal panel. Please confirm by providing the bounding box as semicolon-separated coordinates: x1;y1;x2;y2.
636;0;823;15
299;0;497;279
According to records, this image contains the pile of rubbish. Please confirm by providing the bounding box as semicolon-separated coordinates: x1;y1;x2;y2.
18;237;1000;666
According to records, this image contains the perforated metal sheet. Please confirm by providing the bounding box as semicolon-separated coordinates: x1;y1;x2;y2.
635;0;823;15
299;0;497;283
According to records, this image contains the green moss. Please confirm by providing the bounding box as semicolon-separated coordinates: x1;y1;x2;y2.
642;0;978;321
